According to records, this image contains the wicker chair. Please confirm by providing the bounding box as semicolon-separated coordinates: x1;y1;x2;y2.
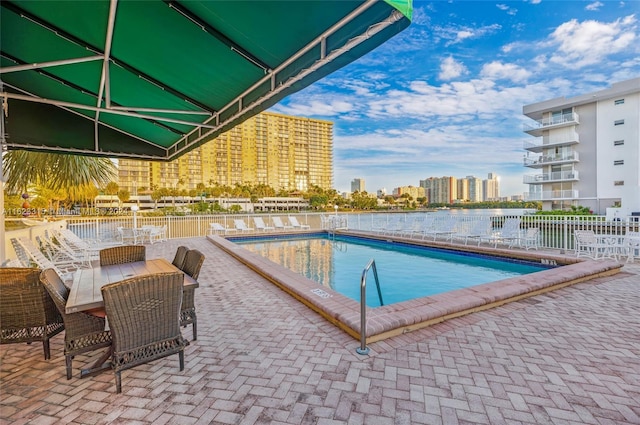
0;268;64;360
172;246;189;269
39;269;112;379
99;245;146;266
179;249;205;340
101;272;188;393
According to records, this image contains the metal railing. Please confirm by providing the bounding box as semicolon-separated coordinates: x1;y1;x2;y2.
344;212;639;253
523;170;579;184
357;258;383;355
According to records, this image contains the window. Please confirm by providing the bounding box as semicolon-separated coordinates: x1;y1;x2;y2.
614;181;625;186
614;160;624;165
614;99;624;105
614;140;625;146
614;119;625;126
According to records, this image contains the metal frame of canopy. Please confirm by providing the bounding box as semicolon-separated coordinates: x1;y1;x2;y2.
1;0;411;160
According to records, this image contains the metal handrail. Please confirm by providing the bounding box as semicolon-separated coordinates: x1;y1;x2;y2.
357;258;383;355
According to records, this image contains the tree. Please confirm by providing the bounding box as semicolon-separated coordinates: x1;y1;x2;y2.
3;151;116;194
117;189;130;207
104;182;119;207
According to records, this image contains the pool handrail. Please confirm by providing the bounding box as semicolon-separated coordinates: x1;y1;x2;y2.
357;258;383;355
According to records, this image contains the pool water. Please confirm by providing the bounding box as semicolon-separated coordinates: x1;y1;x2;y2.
234;235;551;307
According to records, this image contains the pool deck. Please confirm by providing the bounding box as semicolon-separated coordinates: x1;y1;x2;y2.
2;236;639;424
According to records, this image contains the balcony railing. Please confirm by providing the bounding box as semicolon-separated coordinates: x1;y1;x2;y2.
523;131;580;152
523;170;579;184
524;152;579;168
523;112;579;136
524;190;579;201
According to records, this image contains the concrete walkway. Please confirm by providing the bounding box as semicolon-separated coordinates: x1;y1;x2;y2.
1;237;639;424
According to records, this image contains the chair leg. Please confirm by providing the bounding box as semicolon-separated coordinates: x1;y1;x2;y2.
43;339;51;360
115;371;122;394
65;355;73;380
179;351;185;371
192;317;197;341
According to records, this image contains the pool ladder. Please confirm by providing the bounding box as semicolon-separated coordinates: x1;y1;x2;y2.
356;259;384;355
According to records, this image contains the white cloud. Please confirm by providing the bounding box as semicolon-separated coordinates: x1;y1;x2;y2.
585;1;604;11
480;61;532;83
547;15;638;68
497;4;518;15
438;57;468;80
434;23;502;46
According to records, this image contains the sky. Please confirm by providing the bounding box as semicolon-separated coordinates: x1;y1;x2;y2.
269;0;640;198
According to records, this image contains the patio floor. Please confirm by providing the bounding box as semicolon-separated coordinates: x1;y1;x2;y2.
1;237;639;424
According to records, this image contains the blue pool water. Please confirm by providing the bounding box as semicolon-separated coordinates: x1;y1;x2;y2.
233;234;551;307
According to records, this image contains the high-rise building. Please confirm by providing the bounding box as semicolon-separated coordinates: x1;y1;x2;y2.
351;178;365;193
466;176;482;202
393;185;425;199
483;172;500;201
523;78;639;214
456;178;469;202
118;112;333;193
419;177;457;204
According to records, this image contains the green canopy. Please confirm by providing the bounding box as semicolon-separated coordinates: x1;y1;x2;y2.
0;0;412;161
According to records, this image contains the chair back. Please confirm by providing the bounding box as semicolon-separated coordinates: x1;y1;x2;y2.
0;268;64;359
101;272;184;352
234;219;248;230
172;246;189;269
500;218;521;236
182;249;205;280
574;230;596;244
39;268;70;316
99;245;146;266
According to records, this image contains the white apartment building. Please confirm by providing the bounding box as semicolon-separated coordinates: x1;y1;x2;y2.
523;78;639;215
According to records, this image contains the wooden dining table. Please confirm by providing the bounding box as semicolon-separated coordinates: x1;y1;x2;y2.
67;258;198;314
66;258;197;377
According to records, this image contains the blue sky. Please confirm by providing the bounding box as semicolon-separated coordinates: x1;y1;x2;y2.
270;0;640;198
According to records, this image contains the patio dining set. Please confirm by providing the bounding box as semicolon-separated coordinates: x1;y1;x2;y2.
574;229;640;262
0;239;205;394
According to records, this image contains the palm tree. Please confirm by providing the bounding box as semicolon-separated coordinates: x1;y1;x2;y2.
3;151;116;194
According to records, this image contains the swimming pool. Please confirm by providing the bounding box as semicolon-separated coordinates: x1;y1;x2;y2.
234;234;551;307
211;231;621;343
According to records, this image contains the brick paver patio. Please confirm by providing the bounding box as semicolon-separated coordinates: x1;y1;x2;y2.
1;237;639;424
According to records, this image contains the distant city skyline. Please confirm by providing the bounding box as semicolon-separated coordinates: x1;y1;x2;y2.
269;0;640;198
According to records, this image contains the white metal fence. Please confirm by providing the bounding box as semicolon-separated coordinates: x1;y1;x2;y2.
58;211;640;253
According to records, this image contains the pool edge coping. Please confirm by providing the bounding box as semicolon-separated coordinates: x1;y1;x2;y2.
207;232;623;343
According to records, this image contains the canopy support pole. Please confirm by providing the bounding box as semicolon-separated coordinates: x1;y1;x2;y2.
0;83;7;264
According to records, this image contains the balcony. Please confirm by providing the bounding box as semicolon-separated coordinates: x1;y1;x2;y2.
524;152;579;168
523;131;579;152
524;190;579;201
523;112;579;136
523;170;579;184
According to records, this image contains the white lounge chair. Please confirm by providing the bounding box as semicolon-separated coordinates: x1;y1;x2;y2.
272;216;293;230
454;219;492;245
479;218;521;248
253;217;275;232
422;217;458;241
234;219;254;233
288;216;310;230
11;237;80;283
209;222;237;235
